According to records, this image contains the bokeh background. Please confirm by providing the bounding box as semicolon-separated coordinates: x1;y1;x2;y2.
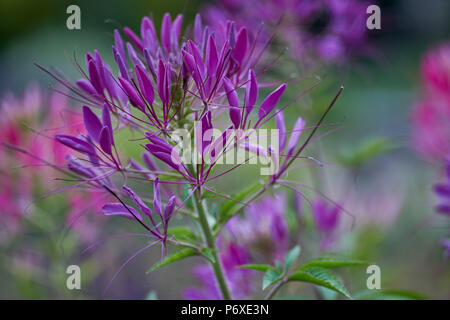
0;0;449;299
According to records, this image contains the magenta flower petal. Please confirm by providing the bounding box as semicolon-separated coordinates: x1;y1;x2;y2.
122;186;153;218
140;17;157;49
55;134;96;155
196;111;213;155
67;156;96;178
157;60;167;105
114;29;126;64
172;14;183;40
164;195;176;226
194;14;203;44
118;76;146;112
287;117;306;156
123;26;144;52
76;79;98;97
274;110;286;152
101;103;114;145
82;106;102;142
102;203;143;221
206;35;218;76
244;70;258;114
136;65;155;105
142;152;159;172
153;178;162;218
88;60;103;95
127;42;145;68
223;78;241;128
188;40;206;77
161;13;172;53
258;83;287;120
223;78;239;108
113;47;129;81
233;27;248;66
99;126;112;156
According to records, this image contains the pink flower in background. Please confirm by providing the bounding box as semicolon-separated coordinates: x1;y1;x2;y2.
183;242;256;300
412;43;450;161
420;42;450;99
0;84;105;240
434;159;450;216
412;42;450;258
184;193;290;299
225;193;290;261
312;199;341;250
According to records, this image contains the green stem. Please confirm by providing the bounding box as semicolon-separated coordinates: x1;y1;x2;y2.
264;277;287;300
192;190;232;300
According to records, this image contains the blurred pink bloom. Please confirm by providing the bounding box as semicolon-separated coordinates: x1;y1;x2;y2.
412;42;450;160
183;242;256;299
420;42;450;99
0;84;104;240
225;193;290;260
312;199;341;250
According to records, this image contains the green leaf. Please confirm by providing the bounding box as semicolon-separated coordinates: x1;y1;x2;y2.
336;137;396;168
200;248;216;263
317;286;339;300
299;256;369;269
167;226;197;242
263;268;283;290
288;267;352;299
216;182;262;227
202;188;230;199
354;289;427;300
145;291;158;300
284;246;301;271
238;264;277;273
147;248;197;273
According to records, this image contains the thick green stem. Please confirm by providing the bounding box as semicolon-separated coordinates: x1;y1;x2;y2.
193;190;232;300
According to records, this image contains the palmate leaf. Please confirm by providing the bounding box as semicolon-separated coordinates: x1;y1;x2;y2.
299;256;369;269
147;248;197;273
288;267;352;299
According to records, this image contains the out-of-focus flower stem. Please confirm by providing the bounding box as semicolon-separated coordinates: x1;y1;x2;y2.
192;189;232;300
264;277;287;300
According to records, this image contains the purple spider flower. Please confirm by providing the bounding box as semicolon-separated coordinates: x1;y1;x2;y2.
440;238;450;259
434;158;450;216
183;242;256;300
203;0;372;64
225;193;290;261
312;199;341;250
102;178;177;250
433;159;450;259
31;10;347;299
